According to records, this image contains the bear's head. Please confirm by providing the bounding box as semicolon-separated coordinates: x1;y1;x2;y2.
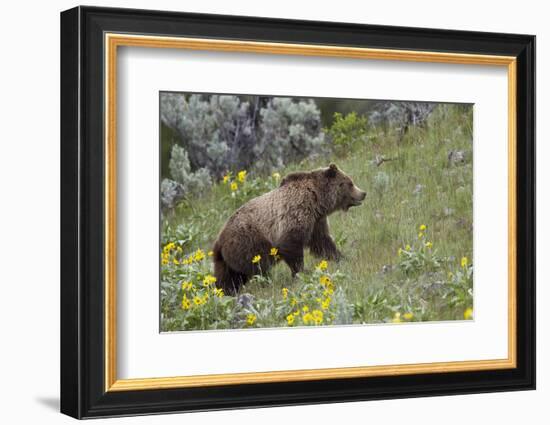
321;164;366;213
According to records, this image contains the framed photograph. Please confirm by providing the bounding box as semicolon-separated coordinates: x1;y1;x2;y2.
60;6;535;419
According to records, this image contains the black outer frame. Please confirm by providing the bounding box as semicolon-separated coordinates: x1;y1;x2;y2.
60;5;536;419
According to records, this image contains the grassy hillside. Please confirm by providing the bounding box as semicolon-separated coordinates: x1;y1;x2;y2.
160;104;474;331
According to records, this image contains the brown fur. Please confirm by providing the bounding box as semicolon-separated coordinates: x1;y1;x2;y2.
213;164;366;294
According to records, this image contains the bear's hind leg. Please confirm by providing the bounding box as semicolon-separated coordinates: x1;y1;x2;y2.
214;232;274;294
213;250;248;295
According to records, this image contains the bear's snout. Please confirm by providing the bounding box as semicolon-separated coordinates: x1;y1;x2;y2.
346;185;366;210
353;186;366;203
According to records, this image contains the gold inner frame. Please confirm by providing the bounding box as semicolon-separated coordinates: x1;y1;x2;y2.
104;33;517;392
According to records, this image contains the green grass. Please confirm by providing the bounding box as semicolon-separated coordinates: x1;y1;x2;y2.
160;104;474;331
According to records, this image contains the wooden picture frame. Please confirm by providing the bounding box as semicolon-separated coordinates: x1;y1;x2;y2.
60;5;535;419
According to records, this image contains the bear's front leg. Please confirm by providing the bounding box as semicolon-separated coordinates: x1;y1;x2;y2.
277;232;305;276
308;217;341;261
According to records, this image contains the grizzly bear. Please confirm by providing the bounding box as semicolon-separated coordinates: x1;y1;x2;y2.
212;164;366;294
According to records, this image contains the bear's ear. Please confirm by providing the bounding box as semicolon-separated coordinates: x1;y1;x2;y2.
325;163;338;178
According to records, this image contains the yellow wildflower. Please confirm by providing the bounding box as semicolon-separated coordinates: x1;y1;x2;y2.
319;275;332;286
403;312;414;320
161;257;169;265
194;249;205;262
312;310;323;325
323;288;334;297
317;260;328;271
202;275;217;286
321;297;331;310
230;182;238;191
270;247;279;256
213;287;224;298
302;306;309;313
282;287;289;299
173;258;180;265
272;172;281;180
302;312;314;325
208;250;214;257
246;313;257;325
163;242;175;253
252;255;261;264
405;244;411;251
418;232;424;239
193;296;203;306
392;312;402;323
293;310;300;316
464;307;474;320
181;281;194;291
181;295;191;310
223;174;230;184
419;224;427;231
290;297;297;307
461;256;468;268
237;170;247;183
425;241;433;249
286;314;295;326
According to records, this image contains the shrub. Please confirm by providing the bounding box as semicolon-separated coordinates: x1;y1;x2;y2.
325;112;368;155
161;93;252;178
161;93;327;178
255;98;327;172
160;178;185;212
160;145;212;212
168;144;212;194
369;101;436;136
